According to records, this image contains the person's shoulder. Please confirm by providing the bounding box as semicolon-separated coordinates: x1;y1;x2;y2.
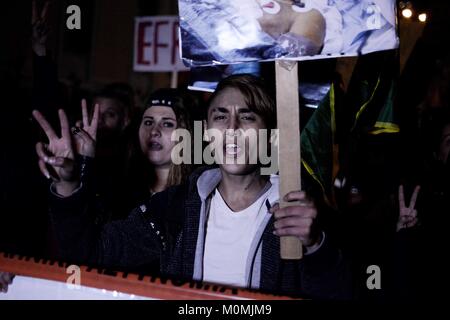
143;166;217;211
186;166;218;186
154;166;216;201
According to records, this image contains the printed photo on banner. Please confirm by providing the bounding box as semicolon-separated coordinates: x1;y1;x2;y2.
178;0;398;66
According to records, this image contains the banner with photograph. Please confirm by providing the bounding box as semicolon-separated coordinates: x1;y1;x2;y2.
178;0;398;66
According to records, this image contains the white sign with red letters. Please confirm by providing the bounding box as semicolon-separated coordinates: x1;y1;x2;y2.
134;16;188;72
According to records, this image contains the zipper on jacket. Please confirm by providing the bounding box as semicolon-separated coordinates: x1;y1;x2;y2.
200;193;213;282
247;199;273;289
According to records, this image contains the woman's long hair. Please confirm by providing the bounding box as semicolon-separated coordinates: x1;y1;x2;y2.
126;89;195;199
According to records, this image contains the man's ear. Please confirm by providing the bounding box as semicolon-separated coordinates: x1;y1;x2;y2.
122;112;131;131
124;117;131;129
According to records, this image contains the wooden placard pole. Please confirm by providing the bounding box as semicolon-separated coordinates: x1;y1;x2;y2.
171;70;179;89
275;60;303;260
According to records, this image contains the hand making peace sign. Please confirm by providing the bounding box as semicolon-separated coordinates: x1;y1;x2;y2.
32;102;99;188
73;99;100;158
397;185;421;232
33;108;76;182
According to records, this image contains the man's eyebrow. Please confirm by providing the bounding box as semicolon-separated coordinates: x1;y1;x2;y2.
211;107;230;113
237;108;253;114
210;107;254;113
143;116;176;121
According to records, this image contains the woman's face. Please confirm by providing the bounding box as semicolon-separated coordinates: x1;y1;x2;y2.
206;87;267;176
139;106;178;168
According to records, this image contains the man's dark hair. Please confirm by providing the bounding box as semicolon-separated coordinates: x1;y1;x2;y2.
95;82;135;117
207;74;276;129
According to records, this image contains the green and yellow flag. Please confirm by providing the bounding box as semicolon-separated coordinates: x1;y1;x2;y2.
301;52;400;207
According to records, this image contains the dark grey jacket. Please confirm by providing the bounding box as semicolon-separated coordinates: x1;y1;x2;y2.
49;167;352;299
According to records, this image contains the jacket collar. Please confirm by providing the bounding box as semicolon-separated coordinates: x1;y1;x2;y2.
196;167;280;205
196;168;222;201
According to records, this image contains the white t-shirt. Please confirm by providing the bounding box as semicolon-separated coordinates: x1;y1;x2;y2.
203;185;273;288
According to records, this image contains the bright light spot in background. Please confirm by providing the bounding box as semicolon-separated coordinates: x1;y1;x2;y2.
402;8;413;19
418;13;427;23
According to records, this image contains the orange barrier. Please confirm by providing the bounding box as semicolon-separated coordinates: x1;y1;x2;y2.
0;252;300;300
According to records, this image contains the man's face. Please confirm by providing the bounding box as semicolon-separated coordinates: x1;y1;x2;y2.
438;124;450;164
206;87;267;176
95;97;128;136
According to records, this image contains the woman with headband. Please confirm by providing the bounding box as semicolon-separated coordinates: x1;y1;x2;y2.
32;89;194;220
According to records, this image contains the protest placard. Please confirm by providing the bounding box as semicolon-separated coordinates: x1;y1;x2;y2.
179;0;398;67
134;16;188;72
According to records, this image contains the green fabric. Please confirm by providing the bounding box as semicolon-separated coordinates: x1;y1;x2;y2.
301;84;338;206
